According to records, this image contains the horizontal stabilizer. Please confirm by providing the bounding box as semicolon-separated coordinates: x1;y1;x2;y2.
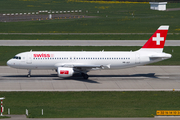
149;53;171;58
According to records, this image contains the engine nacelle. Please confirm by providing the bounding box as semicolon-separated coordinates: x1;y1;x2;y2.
57;67;74;77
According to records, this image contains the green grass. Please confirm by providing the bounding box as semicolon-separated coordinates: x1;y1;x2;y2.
0;0;180;33
0;46;177;66
0;91;180;118
0;116;10;119
0;34;180;40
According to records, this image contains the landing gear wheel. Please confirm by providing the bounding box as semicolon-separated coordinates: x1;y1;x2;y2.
82;73;89;80
28;70;31;78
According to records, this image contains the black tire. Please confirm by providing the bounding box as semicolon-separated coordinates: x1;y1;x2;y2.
82;73;89;80
28;75;31;78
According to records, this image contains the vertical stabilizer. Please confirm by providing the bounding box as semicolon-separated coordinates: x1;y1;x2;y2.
139;25;169;53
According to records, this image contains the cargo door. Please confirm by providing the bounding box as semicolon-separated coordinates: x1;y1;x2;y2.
135;53;140;64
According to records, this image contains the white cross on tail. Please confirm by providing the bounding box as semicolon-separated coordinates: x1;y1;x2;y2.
152;33;164;45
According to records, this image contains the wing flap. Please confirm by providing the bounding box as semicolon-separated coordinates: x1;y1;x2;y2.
54;63;111;69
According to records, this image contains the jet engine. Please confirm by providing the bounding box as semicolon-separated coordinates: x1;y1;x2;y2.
57;67;74;77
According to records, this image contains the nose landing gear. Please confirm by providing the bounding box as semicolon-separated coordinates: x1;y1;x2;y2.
28;70;31;78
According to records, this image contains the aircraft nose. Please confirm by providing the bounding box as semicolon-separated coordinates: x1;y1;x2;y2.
7;59;12;66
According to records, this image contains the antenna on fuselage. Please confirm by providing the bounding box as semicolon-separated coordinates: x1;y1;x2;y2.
30;50;32;52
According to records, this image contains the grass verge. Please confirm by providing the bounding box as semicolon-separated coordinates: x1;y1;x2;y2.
0;46;177;66
0;116;10;119
0;0;180;33
0;91;180;118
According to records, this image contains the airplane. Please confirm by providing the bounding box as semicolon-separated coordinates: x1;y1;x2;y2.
7;25;171;79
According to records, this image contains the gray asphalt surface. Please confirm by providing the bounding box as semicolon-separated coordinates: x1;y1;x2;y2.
0;40;180;46
1;114;180;120
166;8;180;11
0;66;180;91
0;33;180;35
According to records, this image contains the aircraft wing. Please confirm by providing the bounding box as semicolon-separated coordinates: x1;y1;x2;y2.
73;64;102;68
54;63;110;71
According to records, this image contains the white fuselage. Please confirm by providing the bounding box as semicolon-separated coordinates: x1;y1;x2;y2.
7;50;170;71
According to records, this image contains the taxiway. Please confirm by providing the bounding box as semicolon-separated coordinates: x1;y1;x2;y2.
1;115;180;120
0;40;180;46
0;66;180;91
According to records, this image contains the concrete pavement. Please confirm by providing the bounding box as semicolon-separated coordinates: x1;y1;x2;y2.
0;40;180;46
1;115;180;120
0;66;180;91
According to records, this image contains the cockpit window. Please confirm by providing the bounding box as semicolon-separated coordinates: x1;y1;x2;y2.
13;56;21;60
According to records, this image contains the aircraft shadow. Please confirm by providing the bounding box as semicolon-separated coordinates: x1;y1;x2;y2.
2;73;157;78
2;74;99;83
2;74;58;78
53;74;99;83
89;73;158;78
2;73;157;84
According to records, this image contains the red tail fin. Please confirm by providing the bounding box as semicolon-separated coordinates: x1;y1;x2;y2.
139;25;169;52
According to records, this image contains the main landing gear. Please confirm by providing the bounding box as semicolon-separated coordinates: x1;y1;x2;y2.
28;70;31;78
81;73;89;80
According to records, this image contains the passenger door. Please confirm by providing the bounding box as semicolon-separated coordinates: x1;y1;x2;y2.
26;52;32;64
